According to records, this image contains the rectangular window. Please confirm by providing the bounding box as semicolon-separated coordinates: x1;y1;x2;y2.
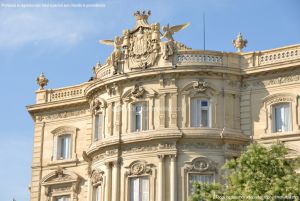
94;113;103;141
188;173;214;195
191;99;210;127
57;134;71;160
56;195;70;201
132;103;148;132
93;185;102;201
273;103;291;133
130;176;149;201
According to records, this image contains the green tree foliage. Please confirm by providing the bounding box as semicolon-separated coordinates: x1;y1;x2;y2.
189;143;300;201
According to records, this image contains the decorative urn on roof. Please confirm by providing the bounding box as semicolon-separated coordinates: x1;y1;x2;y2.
36;73;48;90
232;32;247;52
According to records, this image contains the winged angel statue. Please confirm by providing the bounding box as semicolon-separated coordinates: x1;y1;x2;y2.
161;23;190;59
99;36;123;73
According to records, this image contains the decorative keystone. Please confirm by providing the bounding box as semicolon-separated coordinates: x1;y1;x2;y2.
36;73;48;90
232;33;247;52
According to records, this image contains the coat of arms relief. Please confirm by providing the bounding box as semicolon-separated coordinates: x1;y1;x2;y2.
99;10;190;73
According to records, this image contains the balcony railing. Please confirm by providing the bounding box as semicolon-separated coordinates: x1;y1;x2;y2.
48;83;88;102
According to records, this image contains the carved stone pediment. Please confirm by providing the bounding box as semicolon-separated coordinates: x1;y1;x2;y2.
125;160;154;176
41;167;81;201
184;157;218;173
41;167;80;186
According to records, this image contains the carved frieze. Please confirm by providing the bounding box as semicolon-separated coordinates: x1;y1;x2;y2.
250;74;300;88
178;143;222;150
35;109;88;122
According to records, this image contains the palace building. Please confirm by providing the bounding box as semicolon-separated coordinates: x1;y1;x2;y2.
27;11;300;201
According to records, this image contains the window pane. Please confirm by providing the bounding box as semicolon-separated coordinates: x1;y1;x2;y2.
94;185;101;201
201;100;208;107
95;114;99;141
56;196;70;201
201;109;208;127
141;177;149;201
94;114;103;141
58;135;71;160
135;113;141;131
130;178;139;201
191;99;198;127
274;103;291;132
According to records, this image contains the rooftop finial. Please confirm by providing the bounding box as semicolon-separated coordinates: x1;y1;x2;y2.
36;73;48;90
232;32;247;52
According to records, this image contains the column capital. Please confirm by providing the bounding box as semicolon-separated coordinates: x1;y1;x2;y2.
157;154;165;161
169;154;177;160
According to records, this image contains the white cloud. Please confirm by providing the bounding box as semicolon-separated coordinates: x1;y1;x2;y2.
0;8;97;49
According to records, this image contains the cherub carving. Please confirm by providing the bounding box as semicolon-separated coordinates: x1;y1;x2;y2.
161;23;190;59
100;36;123;73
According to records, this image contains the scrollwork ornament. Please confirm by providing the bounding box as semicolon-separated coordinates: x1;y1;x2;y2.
193;80;208;92
90;170;104;186
131;84;145;98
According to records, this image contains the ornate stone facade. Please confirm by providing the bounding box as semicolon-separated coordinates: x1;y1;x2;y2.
27;11;300;201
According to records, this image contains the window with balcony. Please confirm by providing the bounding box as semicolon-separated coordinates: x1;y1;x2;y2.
272;103;291;133
130;176;149;201
190;98;210;127
132;102;148;132
94;113;103;141
56;134;71;160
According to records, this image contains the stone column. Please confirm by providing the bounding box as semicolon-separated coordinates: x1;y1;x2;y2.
170;155;177;201
104;162;112;201
111;161;120;201
170;93;178;128
159;94;166;128
158;155;165;201
114;101;121;136
107;103;113;136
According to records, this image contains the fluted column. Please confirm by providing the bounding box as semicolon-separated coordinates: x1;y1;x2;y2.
111;161;120;201
170;155;177;201
158;155;165;201
104;162;112;201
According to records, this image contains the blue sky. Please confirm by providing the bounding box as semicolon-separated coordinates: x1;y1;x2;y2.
0;0;299;200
